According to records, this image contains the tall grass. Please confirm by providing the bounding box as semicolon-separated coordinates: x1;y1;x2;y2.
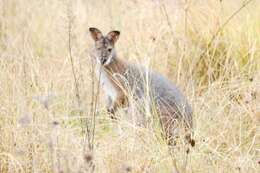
0;0;259;172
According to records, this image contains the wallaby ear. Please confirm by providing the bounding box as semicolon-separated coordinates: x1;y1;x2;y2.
107;31;120;44
89;27;103;41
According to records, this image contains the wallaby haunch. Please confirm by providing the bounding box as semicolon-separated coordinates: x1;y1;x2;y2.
89;27;194;147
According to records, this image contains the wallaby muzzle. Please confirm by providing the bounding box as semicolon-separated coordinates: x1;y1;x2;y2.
101;57;107;65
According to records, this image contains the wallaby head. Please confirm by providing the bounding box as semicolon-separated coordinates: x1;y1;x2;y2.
89;27;120;66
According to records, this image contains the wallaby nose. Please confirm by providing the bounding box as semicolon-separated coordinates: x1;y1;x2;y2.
101;57;106;65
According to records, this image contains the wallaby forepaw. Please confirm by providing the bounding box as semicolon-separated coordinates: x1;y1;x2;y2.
107;108;118;120
107;108;115;114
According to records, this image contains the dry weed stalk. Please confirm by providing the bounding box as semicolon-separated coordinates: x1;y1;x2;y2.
67;1;96;172
67;1;83;124
66;1;103;172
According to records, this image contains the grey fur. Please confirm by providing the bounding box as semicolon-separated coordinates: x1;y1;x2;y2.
123;64;193;129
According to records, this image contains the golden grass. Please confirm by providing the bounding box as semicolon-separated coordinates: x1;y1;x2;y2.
0;0;259;172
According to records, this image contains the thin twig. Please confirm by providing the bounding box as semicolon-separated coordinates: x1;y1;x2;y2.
184;0;189;37
199;0;254;58
67;4;81;107
84;56;94;151
67;1;87;136
157;0;181;78
90;63;102;150
206;0;254;51
159;0;174;37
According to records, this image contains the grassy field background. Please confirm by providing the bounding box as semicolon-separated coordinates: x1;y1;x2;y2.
0;0;259;172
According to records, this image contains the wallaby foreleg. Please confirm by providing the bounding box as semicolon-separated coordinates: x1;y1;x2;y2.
106;94;127;119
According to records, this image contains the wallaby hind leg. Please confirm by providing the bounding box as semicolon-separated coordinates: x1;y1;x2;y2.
159;111;195;148
159;112;178;146
159;112;195;173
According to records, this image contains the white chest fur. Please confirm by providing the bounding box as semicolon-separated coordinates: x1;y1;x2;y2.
95;64;118;102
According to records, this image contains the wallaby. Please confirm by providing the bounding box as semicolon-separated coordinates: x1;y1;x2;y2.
89;27;194;147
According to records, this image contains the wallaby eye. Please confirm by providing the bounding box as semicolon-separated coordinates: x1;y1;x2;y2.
108;48;112;52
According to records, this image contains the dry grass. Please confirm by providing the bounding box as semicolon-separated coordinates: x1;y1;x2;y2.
0;0;259;172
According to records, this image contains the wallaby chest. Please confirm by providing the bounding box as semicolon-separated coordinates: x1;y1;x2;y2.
95;64;119;102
